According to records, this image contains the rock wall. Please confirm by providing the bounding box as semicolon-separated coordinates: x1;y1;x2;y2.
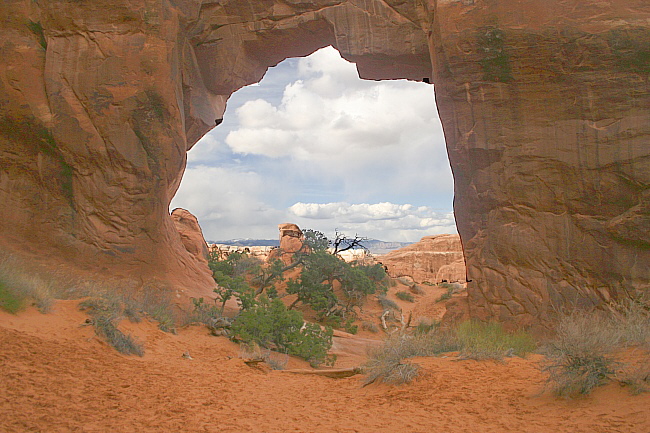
378;235;466;284
432;0;650;327
0;0;648;325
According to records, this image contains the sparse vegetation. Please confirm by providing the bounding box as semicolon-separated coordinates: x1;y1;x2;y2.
541;310;619;398
239;342;289;370
377;295;400;312
361;321;380;333
92;315;145;357
0;258;55;314
363;327;458;385
542;301;650;398
456;321;536;361
395;291;415;303
364;319;536;385
79;296;145;356
0;281;24;314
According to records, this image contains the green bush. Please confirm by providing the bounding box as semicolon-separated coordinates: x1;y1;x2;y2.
0;260;55;313
456;321;536;360
0;281;25;314
395;291;415;303
231;297;334;367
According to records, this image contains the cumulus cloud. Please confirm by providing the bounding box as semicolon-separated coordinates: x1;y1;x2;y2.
288;202;456;242
172;46;455;242
169;165;285;241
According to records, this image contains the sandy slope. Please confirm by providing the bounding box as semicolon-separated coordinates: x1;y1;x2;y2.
1;301;648;433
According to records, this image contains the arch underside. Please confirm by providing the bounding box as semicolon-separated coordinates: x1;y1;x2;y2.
0;0;648;327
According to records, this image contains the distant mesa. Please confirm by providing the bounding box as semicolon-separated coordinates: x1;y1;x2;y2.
378;234;466;285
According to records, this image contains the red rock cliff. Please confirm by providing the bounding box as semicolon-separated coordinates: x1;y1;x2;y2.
0;0;648;325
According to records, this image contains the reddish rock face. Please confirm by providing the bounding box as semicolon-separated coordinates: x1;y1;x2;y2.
379;235;466;284
171;208;210;265
267;223;306;266
0;0;648;326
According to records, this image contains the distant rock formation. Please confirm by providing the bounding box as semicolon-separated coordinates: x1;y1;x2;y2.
171;208;210;264
170;208;213;288
378;235;466;284
268;223;306;265
208;244;275;262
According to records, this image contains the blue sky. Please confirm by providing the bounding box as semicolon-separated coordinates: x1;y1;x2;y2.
170;47;455;242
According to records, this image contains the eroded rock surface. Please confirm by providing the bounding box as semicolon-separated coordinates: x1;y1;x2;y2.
171;208;210;264
268;223;306;265
379;235;466;284
0;0;648;325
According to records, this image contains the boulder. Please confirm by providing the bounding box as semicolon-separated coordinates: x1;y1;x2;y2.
171;208;210;264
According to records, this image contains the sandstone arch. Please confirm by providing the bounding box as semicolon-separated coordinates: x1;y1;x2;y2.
0;0;648;326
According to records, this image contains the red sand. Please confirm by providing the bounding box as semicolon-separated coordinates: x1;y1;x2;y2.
1;301;648;432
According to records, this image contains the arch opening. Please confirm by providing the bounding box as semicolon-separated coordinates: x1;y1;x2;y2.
171;46;456;246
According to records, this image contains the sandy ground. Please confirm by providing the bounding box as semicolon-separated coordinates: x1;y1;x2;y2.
1;300;649;433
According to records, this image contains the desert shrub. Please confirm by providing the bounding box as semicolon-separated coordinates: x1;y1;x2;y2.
456;321;536;360
93;315;145;356
363;328;459;385
79;298;144;356
618;362;650;395
395;291;415;303
0;260;55;313
414;319;438;335
0;281;25;314
361;321;380;333
186;297;221;326
238;343;289;370
397;277;414;286
613;299;650;347
541;311;620;398
231;296;334;367
409;285;425;295
436;286;455;303
377;295;400;312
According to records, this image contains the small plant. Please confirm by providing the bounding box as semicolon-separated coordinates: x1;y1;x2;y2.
618;362;650;395
377;295;399;312
456;321;536;360
395;291;415;303
79;297;145;356
361;321;380;333
541;310;619;398
414;319;438;335
436;285;455;303
0;281;25;314
409;285;425;296
363;328;459;385
186;297;221;326
92;315;145;356
0;259;55;314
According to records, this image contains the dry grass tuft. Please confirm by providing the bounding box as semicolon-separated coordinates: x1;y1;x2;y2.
456;321;536;361
79;297;145;356
363;327;458;385
0;257;56;313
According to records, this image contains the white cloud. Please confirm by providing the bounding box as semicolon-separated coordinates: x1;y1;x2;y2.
288;201;456;242
171;46;455;242
169;165;285;241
